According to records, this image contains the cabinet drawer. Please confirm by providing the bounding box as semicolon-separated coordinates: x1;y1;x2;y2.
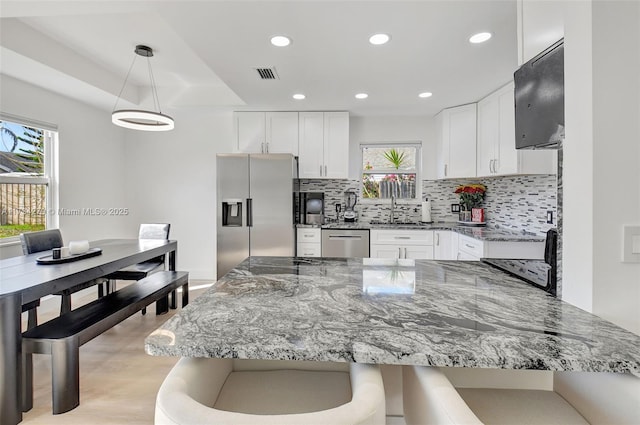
458;235;484;258
457;251;481;261
371;230;434;245
370;244;433;260
297;242;321;257
297;228;321;243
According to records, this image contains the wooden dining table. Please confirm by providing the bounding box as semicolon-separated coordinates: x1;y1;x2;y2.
0;238;177;425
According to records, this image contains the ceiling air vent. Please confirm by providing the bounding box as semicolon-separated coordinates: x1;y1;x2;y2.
255;67;279;80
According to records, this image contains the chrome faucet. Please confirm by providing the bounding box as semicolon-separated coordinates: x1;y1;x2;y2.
389;195;396;223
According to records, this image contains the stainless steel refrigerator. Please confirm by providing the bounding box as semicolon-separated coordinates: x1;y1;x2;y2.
216;154;297;279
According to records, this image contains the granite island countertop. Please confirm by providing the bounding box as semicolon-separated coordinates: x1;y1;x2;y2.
300;222;546;242
146;257;640;376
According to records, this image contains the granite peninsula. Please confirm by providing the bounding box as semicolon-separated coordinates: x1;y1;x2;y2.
146;257;640;377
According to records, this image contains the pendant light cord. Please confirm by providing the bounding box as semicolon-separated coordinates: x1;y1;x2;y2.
112;54;138;113
147;57;163;114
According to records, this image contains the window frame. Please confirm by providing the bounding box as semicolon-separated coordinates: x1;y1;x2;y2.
360;142;422;203
0;114;59;244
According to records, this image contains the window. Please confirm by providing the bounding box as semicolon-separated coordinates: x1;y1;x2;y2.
361;143;420;200
0;116;58;240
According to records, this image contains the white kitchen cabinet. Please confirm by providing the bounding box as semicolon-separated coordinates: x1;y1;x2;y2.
457;234;484;261
297;228;321;257
370;244;433;260
298;111;349;179
433;230;457;260
436;104;477;179
370;229;434;260
517;0;564;65
235;112;265;153
457;233;545;261
235;111;299;154
477;83;556;177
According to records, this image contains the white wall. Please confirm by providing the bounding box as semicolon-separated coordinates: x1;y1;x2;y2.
563;1;640;334
348;115;436;181
0;74;129;258
123;109;235;280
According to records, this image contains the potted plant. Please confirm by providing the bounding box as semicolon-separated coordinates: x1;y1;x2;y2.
454;184;486;222
383;148;406;170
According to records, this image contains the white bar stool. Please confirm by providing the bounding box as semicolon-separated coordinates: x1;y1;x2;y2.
403;366;640;425
155;358;386;425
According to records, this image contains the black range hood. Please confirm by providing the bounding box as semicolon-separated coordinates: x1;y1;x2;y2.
514;39;564;150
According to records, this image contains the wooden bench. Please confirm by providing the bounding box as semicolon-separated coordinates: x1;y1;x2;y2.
21;270;189;414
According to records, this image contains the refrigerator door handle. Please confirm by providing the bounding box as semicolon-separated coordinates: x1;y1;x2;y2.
246;198;253;227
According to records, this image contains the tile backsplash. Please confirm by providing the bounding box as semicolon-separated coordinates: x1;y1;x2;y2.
299;174;557;235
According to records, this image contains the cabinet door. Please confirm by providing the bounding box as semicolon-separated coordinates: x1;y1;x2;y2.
236;112;265;153
434;231;455;260
447;104;477;178
323;112;349;179
404;245;434;260
435;111;448;179
370;244;402;259
266;112;299;155
496;83;519;175
477;94;499;177
298;112;325;178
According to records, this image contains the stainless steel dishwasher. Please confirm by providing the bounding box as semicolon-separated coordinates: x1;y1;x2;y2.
321;229;370;258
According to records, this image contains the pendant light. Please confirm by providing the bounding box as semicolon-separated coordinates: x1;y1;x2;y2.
112;45;174;131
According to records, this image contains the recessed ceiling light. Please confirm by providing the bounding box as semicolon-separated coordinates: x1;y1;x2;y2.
418;92;433;98
369;33;390;45
469;32;492;44
271;35;291;47
355;93;368;99
293;93;306;100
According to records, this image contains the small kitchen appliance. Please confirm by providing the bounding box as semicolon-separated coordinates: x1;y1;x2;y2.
299;192;325;225
343;191;358;222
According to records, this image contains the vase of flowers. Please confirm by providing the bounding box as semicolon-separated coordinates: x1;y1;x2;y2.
454;184;486;222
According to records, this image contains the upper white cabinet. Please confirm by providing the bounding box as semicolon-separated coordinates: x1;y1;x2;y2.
298;111;349;179
235;112;265;153
436;104;477;179
477;83;556;177
517;0;564;65
235;111;299;154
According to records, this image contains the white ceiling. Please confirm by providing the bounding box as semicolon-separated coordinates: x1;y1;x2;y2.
0;0;518;117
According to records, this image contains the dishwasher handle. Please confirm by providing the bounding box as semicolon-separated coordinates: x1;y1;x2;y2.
328;235;363;239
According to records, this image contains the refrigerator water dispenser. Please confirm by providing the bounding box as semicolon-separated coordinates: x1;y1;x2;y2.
222;199;243;226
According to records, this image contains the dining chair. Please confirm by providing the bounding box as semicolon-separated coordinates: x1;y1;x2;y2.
155;358;386;425
403;365;640;425
19;229;62;326
20;229;106;315
103;223;170;314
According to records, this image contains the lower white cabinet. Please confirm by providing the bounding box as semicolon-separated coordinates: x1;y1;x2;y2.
457;233;545;261
433;231;458;260
370;230;434;260
297;242;321;257
297;228;321;257
457;235;484;261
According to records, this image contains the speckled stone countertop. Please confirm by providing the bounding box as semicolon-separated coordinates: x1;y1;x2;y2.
146;257;640;376
300;222;545;242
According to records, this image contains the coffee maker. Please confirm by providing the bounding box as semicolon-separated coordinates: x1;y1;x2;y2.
344;191;358;222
